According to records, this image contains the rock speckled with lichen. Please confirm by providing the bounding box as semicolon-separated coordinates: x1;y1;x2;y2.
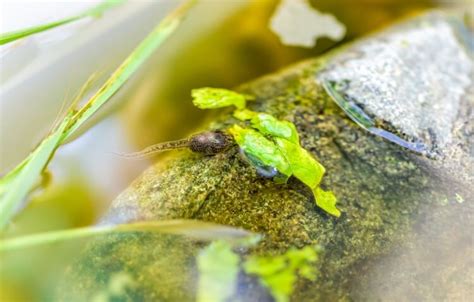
58;12;473;302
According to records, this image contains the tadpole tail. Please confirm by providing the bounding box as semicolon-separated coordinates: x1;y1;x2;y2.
112;139;191;159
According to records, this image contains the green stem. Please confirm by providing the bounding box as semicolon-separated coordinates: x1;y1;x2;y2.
0;0;197;230
0;0;126;46
0;220;251;252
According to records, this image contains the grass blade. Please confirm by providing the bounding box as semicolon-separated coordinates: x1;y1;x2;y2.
0;117;71;229
0;0;196;230
62;0;196;140
0;0;125;46
0;220;252;252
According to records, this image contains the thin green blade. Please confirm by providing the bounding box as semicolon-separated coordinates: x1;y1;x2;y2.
0;0;196;230
0;220;252;252
0;0;125;46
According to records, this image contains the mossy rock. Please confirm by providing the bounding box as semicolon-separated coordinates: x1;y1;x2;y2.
58;12;473;301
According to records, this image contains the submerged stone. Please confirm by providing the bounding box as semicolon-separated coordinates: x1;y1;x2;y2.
318;12;473;159
58;12;473;302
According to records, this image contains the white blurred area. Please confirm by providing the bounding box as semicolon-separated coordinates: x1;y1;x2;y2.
0;1;246;213
0;1;174;211
0;1;97;33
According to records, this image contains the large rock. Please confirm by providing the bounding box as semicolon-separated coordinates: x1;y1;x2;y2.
59;12;473;301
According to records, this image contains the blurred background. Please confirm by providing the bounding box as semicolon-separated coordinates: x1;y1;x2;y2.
0;0;471;300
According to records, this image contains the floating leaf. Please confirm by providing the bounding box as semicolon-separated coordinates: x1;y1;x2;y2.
196;240;240;302
229;125;292;177
192;88;252;110
0;0;125;45
313;187;340;217
275;138;325;189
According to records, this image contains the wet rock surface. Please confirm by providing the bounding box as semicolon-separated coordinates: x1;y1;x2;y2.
59;12;473;301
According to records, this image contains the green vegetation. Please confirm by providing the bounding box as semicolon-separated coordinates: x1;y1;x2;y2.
230;125;293;178
196;241;240;302
191;87;254;110
196;240;320;302
1;3;466;302
244;246;319;302
0;0;197;230
0;219;251;252
191;88;340;216
0;0;126;46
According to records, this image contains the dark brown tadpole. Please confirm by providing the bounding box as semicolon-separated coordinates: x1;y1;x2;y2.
115;131;233;159
188;131;233;155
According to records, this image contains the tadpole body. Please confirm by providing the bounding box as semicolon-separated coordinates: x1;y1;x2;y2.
116;131;233;159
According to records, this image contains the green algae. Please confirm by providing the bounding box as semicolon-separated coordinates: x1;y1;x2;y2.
193;87;339;216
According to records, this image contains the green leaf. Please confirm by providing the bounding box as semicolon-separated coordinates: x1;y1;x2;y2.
244;255;287;276
244;246;319;302
275;138;325;189
251;113;300;144
0;0;125;46
262;270;296;302
193;89;339;217
229;125;292;177
0;0;196;230
196;240;240;302
0;220;251;252
0;116;71;229
313;187;340;217
234;110;299;144
62;0;196;140
192;88;251;110
244;255;293;302
233;108;258;120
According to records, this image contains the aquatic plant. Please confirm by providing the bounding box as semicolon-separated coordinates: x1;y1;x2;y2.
244;246;319;302
196;241;320;302
192;88;340;217
196;241;240;302
0;0;197;230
